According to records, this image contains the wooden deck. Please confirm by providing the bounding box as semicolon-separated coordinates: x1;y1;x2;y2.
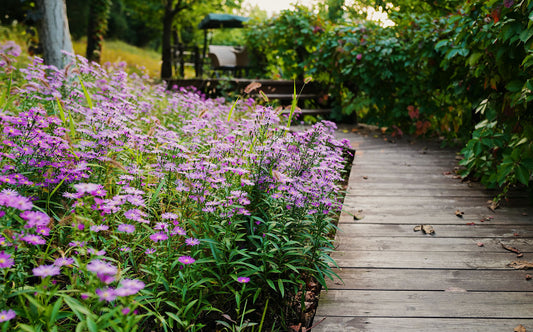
313;126;533;331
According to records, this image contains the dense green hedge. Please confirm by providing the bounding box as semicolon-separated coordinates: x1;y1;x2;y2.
245;0;533;199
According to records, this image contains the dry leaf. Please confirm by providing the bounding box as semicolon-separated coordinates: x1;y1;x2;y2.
501;243;522;255
487;200;499;212
362;176;368;180
514;324;526;332
477;242;484;247
526;275;532;281
413;225;422;232
522;212;529;216
422;225;435;235
455;210;464;217
466;222;476;226
353;213;365;220
507;260;533;270
244;81;262;94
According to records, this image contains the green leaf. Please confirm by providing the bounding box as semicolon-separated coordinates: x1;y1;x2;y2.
515;164;531;185
63;296;96;321
86;317;98;332
506;80;524;92
277;279;285;298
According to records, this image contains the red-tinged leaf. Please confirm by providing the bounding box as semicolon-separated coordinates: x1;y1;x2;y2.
466;222;475;225
477;242;484;247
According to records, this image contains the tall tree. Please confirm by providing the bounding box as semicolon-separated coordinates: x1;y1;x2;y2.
161;0;193;79
36;0;74;69
86;0;112;63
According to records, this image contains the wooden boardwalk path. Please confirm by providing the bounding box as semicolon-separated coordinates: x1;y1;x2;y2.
313;126;533;331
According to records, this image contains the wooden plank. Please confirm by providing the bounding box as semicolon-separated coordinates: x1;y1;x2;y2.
315;290;533;318
311;317;533;332
325;268;533;292
332;236;533;252
330;250;526;269
335;224;533;238
337;213;533;225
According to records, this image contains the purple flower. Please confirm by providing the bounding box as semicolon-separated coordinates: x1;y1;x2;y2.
178;256;195;265
33;264;61;278
0;309;16;322
20;211;50;228
90;224;109;232
154;222;169;230
54;257;74;267
170;226;186;236
161;212;179;220
237;276;250;283
145;248;156;254
504;0;514;8
73;183;102;195
185;238;200;246
115;278;145;296
356;53;363;60
149;232;168;242
118;224;135;233
87;248;106;256
0;192;32;210
86;259;117;276
0;251;14;268
21;234;46;245
36;226;50;236
96;287;117;302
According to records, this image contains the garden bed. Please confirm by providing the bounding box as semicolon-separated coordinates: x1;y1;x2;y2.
0;43;352;331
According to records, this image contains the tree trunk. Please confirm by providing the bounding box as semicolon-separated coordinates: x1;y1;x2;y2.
86;0;111;63
36;0;74;69
161;7;174;80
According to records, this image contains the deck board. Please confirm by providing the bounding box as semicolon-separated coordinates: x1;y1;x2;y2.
313;128;533;331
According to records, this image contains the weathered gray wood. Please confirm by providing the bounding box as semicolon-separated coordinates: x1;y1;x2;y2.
316;290;533;318
314;129;533;331
330;250;529;269
332;236;533;252
312;317;533;332
326;268;533;291
338;213;533;225
335;224;533;238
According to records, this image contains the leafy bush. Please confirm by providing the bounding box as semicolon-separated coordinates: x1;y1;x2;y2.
245;0;533;198
0;43;350;330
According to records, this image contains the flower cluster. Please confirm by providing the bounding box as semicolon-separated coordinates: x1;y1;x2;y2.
0;41;350;330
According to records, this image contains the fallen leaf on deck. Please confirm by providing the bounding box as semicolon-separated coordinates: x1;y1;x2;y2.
413;225;435;235
362;176;368;180
487;200;499;212
421;225;435;235
466;222;476;225
455;210;464;217
526;275;532;281
501;243;522;255
477;242;484;247
523;212;529;216
443;171;452;176
351;128;359;133
507;260;533;270
353;213;365;220
514;324;526;332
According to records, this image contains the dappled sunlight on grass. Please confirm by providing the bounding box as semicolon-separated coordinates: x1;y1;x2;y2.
72;38;161;79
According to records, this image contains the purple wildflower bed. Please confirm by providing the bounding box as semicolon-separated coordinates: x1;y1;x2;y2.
0;42;350;331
